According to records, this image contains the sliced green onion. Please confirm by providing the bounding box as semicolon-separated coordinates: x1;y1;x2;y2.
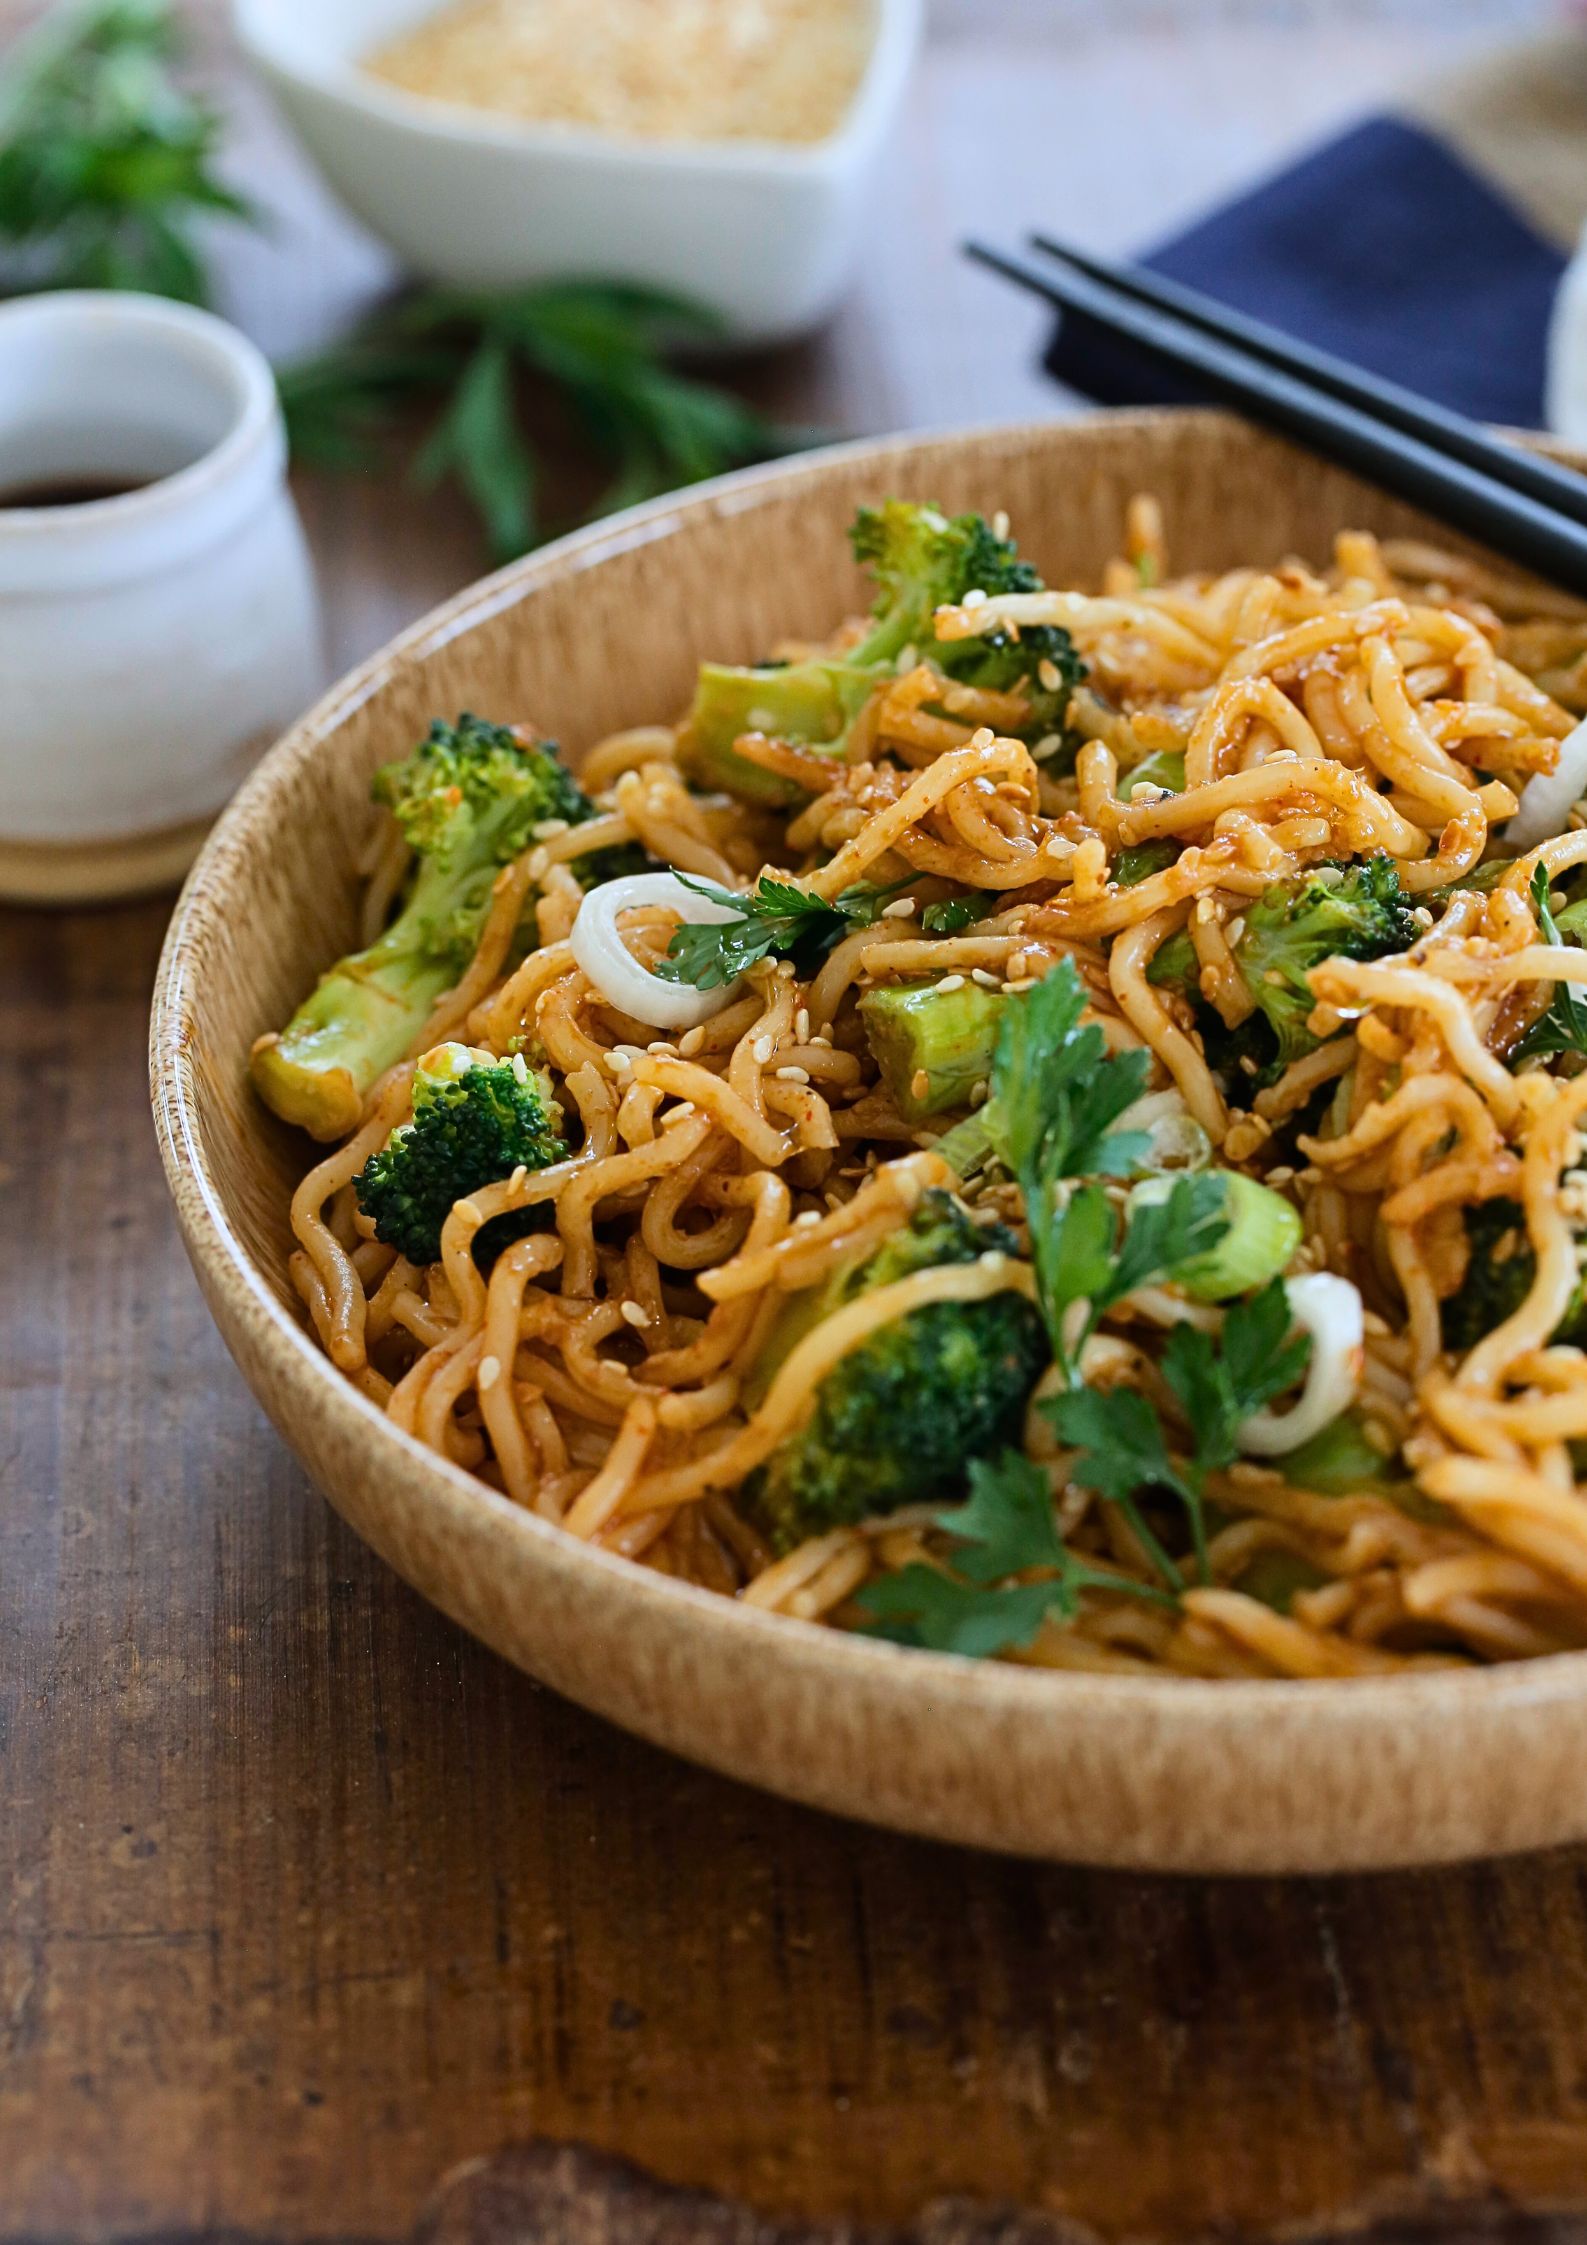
1130;1171;1300;1302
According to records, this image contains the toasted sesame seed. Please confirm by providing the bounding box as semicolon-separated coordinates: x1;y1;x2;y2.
809;1032;833;1048
753;1035;775;1064
1037;658;1062;692
619;1300;649;1329
882;897;918;920
775;1065;810;1083
455;1199;483;1228
477;1355;502;1392
532;818;570;839
969;1079;990;1107
937;973;966;993
646;1039;676;1056
971;968;1001;988
795;1007;810;1041
678;1026;705;1055
794;1210;822;1228
910;1068;930;1100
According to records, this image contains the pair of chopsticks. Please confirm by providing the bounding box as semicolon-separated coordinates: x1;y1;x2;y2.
968;235;1587;598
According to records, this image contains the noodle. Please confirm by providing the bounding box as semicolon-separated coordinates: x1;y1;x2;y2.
270;496;1587;1678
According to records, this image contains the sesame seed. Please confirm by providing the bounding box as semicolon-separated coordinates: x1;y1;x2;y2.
1032;733;1064;762
646;1039;676;1056
962;587;988;610
910;1068;930;1100
895;643;918;673
454;1199;483;1229
508;1164;528;1191
753;1035;775;1064
795;1007;810;1041
794;1210;822;1228
882;897;917;919
810;1032;833;1048
678;1027;705;1055
937;974;966;993
1038;658;1062;692
991;510;1009;540
477;1355;501;1391
775;1065;810;1083
971;968;1001;988
619;1300;649;1329
532;818;570;839
970;1079;990;1107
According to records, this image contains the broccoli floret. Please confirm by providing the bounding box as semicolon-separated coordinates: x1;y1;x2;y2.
354;1041;567;1268
1148;857;1416;1085
740;1189;1047;1552
1441;1198;1587;1355
858;977;1005;1121
251;715;603;1140
679;501;1083;803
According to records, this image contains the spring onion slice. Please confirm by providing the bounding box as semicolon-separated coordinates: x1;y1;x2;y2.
1505;714;1587;852
571;871;746;1032
1238;1272;1365;1456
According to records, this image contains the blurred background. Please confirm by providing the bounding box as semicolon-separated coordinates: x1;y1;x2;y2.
0;0;1566;678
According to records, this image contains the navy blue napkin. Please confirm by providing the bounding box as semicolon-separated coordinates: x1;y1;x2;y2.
1044;116;1568;430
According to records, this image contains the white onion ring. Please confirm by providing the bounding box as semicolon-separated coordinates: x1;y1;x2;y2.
570;871;746;1032
1504;714;1587;852
1238;1273;1364;1457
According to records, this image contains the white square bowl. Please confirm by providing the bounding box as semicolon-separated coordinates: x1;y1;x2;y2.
234;0;922;345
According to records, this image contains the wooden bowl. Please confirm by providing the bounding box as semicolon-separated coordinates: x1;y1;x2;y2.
151;409;1587;1873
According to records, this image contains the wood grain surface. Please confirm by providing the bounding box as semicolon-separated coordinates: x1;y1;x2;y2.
7;1;1587;2238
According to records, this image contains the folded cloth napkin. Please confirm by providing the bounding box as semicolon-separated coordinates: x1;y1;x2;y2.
1045;29;1587;432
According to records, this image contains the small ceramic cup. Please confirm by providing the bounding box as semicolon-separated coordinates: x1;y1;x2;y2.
0;291;326;904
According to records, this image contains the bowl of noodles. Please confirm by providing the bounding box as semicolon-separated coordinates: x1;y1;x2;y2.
152;408;1587;1872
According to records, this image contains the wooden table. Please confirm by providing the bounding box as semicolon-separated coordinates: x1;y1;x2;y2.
10;4;1587;2237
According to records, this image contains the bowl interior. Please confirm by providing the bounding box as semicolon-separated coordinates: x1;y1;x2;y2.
156;409;1587;1872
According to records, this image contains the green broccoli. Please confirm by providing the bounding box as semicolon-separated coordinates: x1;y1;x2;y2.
252;714;603;1140
858;977;1006;1122
354;1041;567;1268
1148;857;1416;1085
1441;1198;1587;1355
740;1188;1048;1552
679;501;1083;803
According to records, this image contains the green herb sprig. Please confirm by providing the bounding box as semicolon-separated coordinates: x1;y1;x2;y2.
654;871;907;990
1513;863;1587;1064
861;960;1313;1654
276;281;805;563
857;1450;1174;1661
0;0;250;302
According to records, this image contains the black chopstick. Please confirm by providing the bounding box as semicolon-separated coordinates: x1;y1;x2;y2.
967;238;1587;600
1027;230;1587;529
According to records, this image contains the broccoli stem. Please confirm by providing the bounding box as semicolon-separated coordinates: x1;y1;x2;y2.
858;978;1006;1122
251;854;471;1140
679;659;882;803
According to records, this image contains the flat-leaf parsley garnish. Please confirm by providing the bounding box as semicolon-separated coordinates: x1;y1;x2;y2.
655;872;907;989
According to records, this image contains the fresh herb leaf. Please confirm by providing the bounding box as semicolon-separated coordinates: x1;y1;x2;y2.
0;0;251;304
1161;1278;1312;1482
1045;1269;1306;1589
856;1450;1169;1658
654;872;906;990
276;279;808;564
1514;864;1587;1063
1044;1383;1186;1591
921;889;994;935
987;957;1150;1188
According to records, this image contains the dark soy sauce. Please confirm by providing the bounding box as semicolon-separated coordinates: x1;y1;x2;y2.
0;475;147;508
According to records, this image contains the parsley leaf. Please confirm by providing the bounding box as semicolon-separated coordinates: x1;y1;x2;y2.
855;1450;1170;1658
987;958;1151;1189
1513;864;1587;1064
1161;1278;1312;1482
921;890;994;935
654;872;907;990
